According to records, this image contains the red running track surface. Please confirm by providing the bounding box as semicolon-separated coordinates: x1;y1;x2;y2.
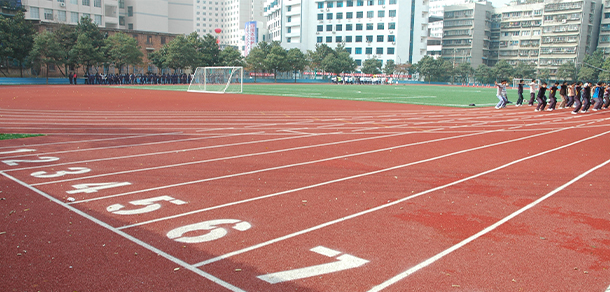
1;85;610;291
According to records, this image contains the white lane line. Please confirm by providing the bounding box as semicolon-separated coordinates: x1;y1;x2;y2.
3;131;266;172
367;156;610;292
0;132;183;150
192;129;610;267
74;129;488;205
0;172;246;292
33;130;410;186
606;284;610;292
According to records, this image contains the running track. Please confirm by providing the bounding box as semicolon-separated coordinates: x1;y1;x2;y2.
1;85;610;291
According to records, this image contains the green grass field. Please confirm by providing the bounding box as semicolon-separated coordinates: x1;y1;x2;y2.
0;134;44;140
121;83;506;108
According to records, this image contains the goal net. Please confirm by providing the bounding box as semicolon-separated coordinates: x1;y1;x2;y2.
188;66;243;94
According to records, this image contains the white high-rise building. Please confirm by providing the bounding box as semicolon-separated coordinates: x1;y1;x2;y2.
23;0;120;29
193;0;266;55
120;0;193;34
264;0;429;68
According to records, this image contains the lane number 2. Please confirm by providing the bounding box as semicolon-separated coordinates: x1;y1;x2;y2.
107;195;187;215
31;167;91;178
2;156;60;166
257;246;369;284
166;219;251;243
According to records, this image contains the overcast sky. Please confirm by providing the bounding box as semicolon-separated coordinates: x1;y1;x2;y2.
490;0;512;8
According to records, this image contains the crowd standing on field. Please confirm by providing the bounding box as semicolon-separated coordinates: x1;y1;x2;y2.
68;72;193;85
496;79;610;114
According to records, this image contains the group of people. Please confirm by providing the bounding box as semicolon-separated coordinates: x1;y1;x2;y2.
68;72;193;85
495;79;610;114
331;76;397;85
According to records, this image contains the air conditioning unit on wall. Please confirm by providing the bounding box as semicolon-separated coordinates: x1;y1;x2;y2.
60;2;66;7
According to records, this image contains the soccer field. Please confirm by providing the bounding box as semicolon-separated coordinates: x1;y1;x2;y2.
121;83;503;108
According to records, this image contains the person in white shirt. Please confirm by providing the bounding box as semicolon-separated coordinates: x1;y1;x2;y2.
528;79;538;106
494;80;508;109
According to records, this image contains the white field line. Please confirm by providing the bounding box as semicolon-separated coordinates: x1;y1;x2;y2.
0;172;246;292
606;284;610;292
119;127;567;230
192;129;610;267
1;131;273;172
0;132;183;151
367;157;610;292
71;128;478;204
33;130;418;186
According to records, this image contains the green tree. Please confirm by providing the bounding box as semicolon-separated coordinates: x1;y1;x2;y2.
513;61;536;79
148;46;168;73
286;48;307;83
383;59;396;75
475;64;495;84
556;61;578;81
164;34;198;72
577;66;596;81
265;43;289;82
53;24;78;76
29;31;63;83
71;16;107;73
189;33;221;67
439;59;453;82
493;59;514;81
538;68;551;82
579;49;605;81
245;45;266;82
7;11;35;77
361;58;382;75
219;46;245;67
307;43;335;73
455;62;474;83
104;32;143;74
0;16;12;76
598;58;610;81
413;55;437;82
320;45;356;77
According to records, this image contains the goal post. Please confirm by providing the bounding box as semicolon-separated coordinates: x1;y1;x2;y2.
188;66;243;94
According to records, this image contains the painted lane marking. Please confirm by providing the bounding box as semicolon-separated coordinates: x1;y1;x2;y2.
33;130;415;186
257;246;369;284
0;149;36;155
31;167;91;178
368;156;610;292
167;219;251;243
107;195;187;215
0;172;246;292
118;126;567;230
605;284;610;292
2;156;60;166
87;129;498;207
193;129;610;267
67;182;132;194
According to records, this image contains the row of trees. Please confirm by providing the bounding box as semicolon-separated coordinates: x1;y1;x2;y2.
414;49;610;84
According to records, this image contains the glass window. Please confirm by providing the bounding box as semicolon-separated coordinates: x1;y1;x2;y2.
287;5;291;11
387;47;395;54
336;24;343;31
378;10;385;18
389;0;396;3
287;16;291;22
356;59;362;66
326;36;333;43
327;13;333;20
377;23;384;30
94;0;101;8
318;2;324;9
128;6;133;16
30;7;39;19
357;11;364;18
318;13;323;20
82;0;90;6
317;25;323;32
356;35;363;42
389;10;396;17
287;27;292;33
337;1;344;7
327;1;333;8
367;11;374;18
346;36;353;42
377;35;384;42
58;10;66;22
71;12;79;23
71;0;78;4
376;47;383;54
388;35;395;42
355;47;362;54
388;22;395;29
337;12;343;19
327;24;333;31
347;1;354;7
336;36;343;42
366;35;373;42
346;24;353;30
346;12;353;19
44;9;53;20
378;0;385;4
345;47;352;53
368;0;374;5
366;47;373;54
366;23;374;30
317;36;323;43
357;0;364;6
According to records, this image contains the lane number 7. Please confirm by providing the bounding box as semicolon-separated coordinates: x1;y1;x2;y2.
258;246;369;284
107;195;187;215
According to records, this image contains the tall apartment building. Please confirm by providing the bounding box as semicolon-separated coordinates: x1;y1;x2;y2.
120;0;193;34
193;0;266;54
264;0;429;68
599;0;610;54
441;1;494;68
22;0;120;29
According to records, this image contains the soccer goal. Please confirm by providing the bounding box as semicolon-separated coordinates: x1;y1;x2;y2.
188;66;243;94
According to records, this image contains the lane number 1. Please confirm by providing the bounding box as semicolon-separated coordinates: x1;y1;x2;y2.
257;246;369;284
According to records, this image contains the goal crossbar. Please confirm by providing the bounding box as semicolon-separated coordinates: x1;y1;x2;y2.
188;66;243;94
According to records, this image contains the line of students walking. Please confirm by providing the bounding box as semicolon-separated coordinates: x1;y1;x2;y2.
498;79;610;114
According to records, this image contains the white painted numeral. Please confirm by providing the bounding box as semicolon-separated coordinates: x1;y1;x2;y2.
31;167;91;178
107;195;187;215
166;219;251;243
2;156;60;166
67;182;131;194
0;149;36;155
257;246;369;284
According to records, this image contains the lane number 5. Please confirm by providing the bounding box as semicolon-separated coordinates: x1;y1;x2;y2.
107;195;187;215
